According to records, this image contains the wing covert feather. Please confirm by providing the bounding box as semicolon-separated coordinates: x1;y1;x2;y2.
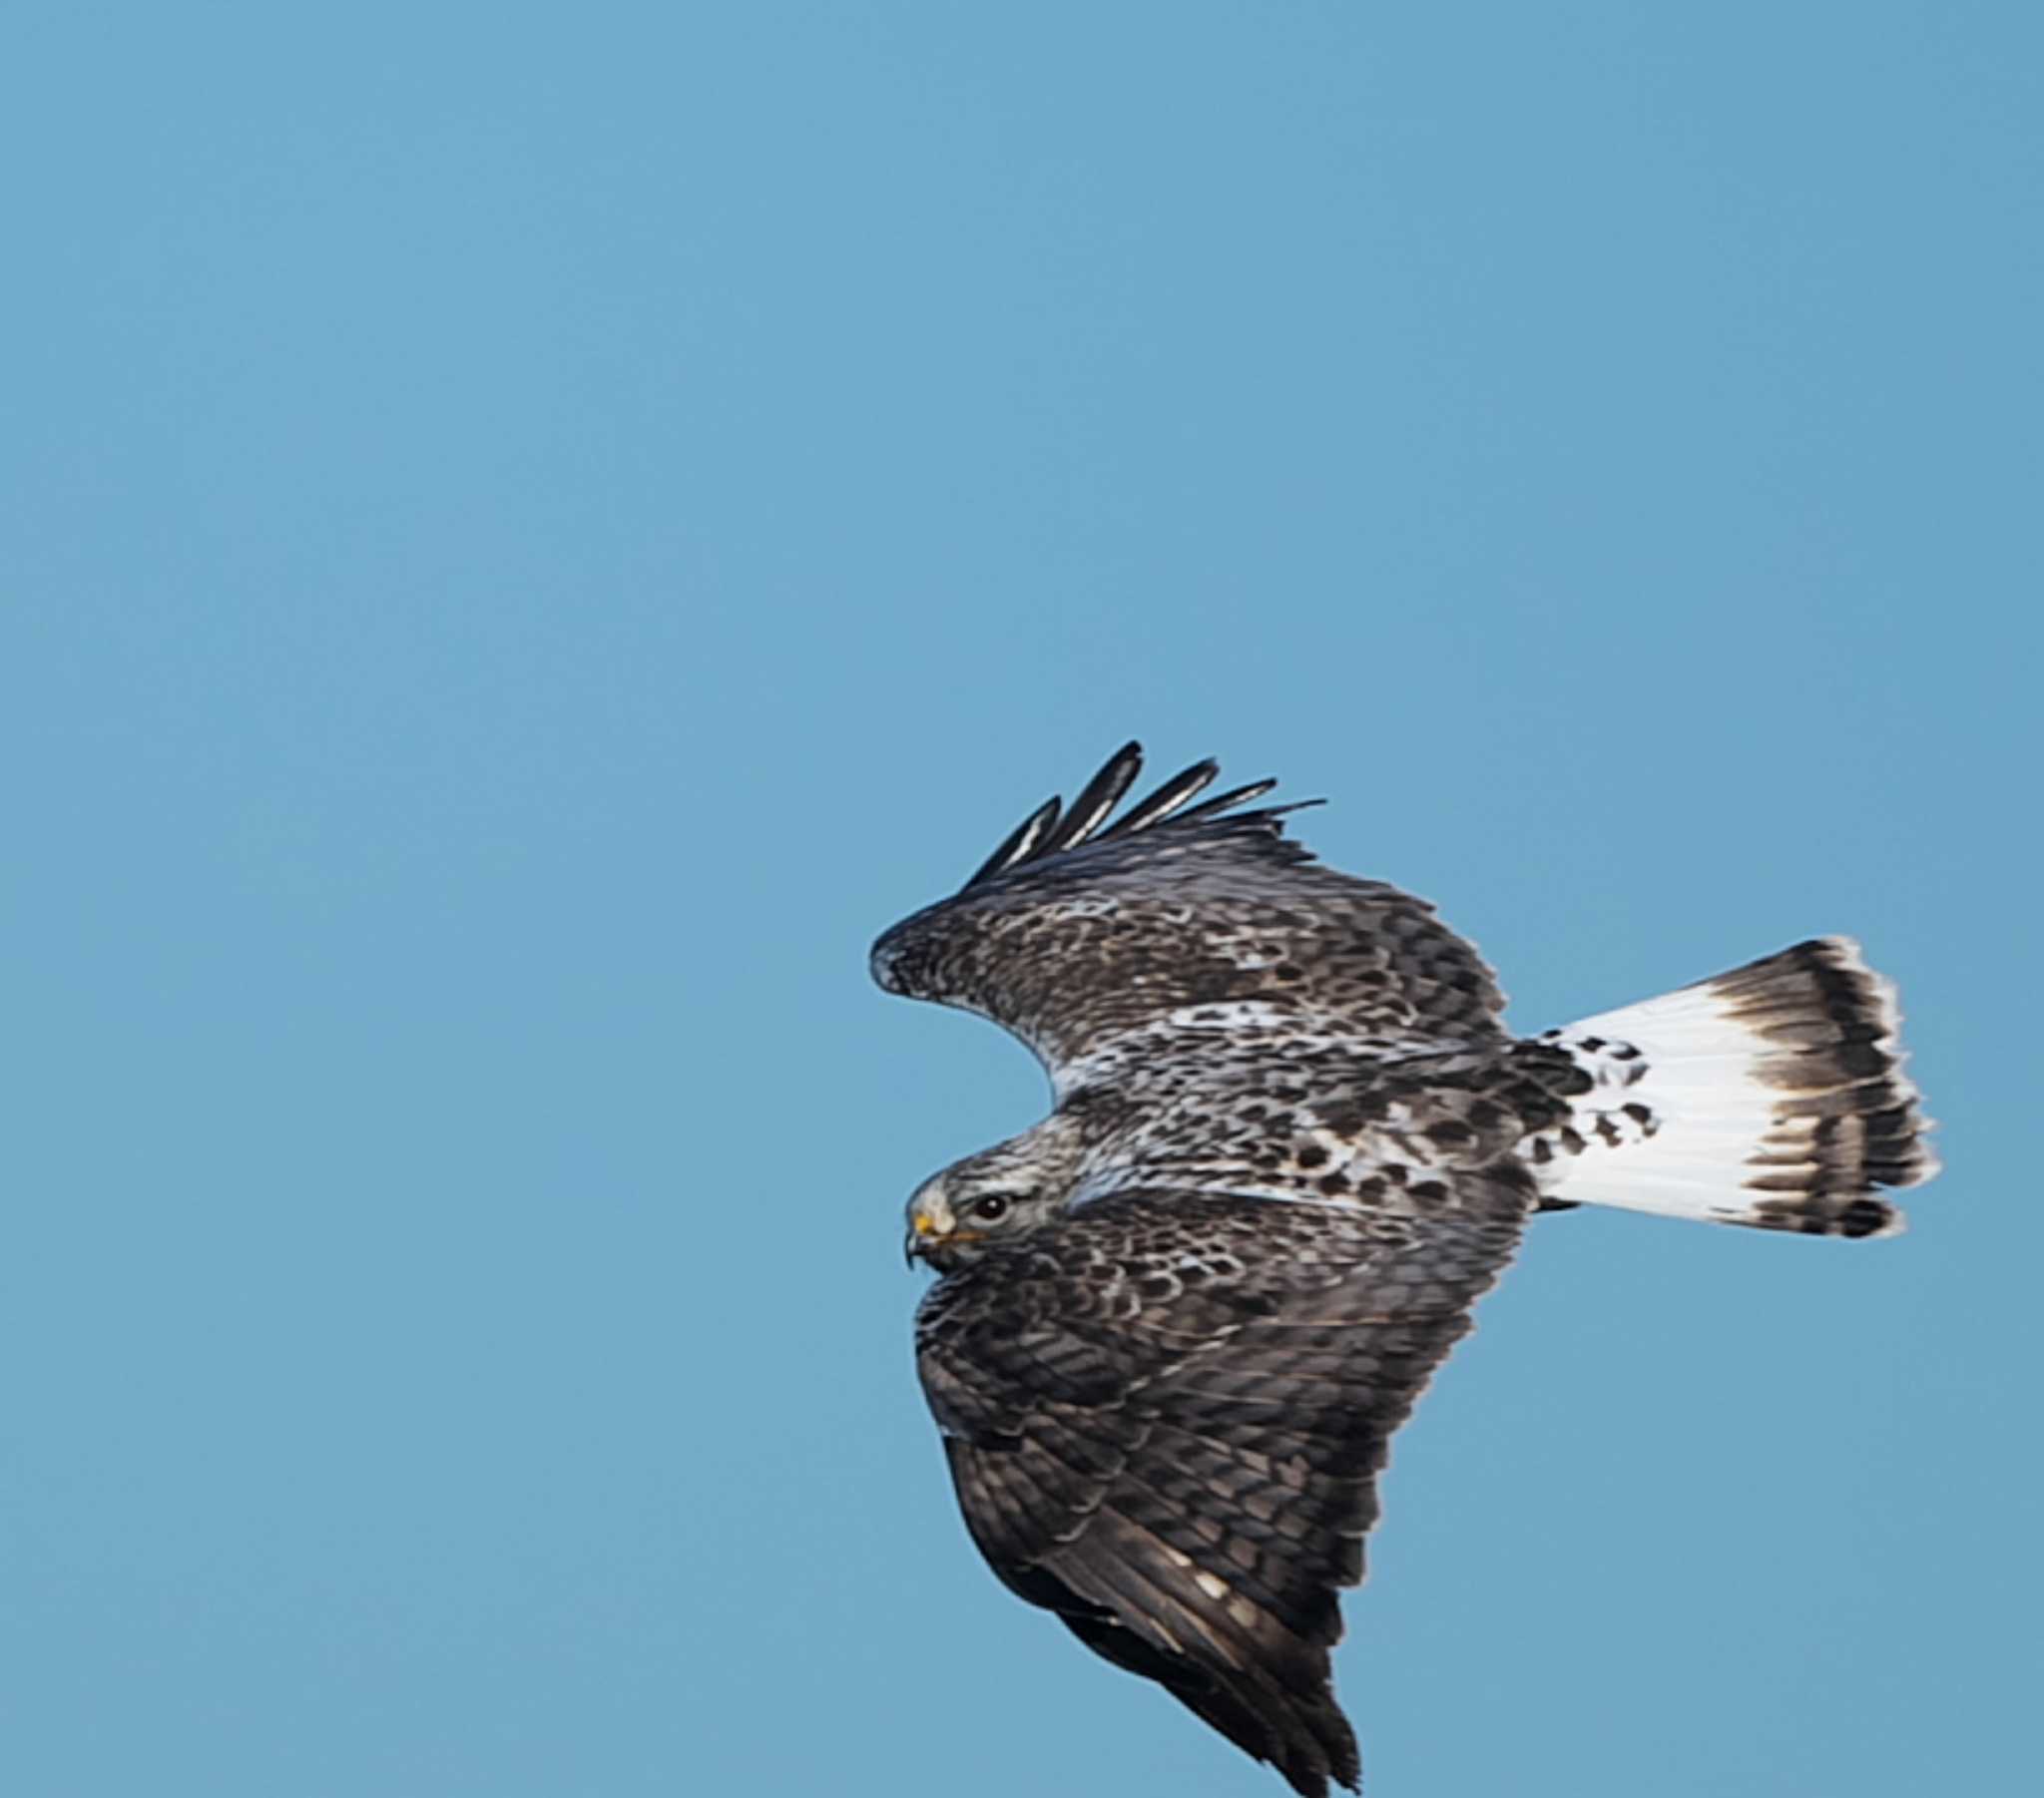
872;747;1507;1086
915;1190;1525;1797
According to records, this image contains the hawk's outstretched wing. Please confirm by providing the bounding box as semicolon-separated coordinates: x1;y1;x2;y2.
871;744;1506;1096
916;1185;1530;1798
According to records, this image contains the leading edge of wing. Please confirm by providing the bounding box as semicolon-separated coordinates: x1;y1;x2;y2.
869;740;1322;996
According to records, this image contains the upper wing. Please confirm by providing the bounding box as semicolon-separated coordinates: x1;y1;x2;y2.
915;1187;1528;1798
870;743;1507;1095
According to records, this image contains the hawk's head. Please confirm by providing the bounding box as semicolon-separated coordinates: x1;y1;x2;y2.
904;1121;1080;1272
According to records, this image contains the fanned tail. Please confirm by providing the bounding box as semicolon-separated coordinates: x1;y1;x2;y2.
1526;938;1938;1237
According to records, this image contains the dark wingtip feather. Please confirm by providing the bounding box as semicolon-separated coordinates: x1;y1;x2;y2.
1099;756;1221;838
1038;740;1145;856
957;744;1308;892
1169;777;1279;823
962;793;1063;889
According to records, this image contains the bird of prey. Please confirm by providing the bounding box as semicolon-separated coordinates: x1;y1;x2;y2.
872;742;1936;1797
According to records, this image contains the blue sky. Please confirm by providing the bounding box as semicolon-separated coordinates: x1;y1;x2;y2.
4;5;2038;1794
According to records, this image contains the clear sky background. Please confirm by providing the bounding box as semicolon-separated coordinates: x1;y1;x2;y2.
4;5;2038;1795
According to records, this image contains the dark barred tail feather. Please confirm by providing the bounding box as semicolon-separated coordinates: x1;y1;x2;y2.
1528;938;1937;1235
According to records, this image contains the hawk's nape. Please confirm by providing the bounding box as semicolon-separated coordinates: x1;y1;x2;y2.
916;1189;1530;1798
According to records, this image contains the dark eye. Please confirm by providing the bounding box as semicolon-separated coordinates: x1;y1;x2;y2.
972;1195;1011;1222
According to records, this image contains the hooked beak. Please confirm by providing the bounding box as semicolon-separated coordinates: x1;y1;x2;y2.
904;1210;984;1268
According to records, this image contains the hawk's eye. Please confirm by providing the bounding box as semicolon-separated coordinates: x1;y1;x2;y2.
971;1194;1011;1222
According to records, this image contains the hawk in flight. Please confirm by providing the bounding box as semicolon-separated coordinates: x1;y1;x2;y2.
872;743;1936;1796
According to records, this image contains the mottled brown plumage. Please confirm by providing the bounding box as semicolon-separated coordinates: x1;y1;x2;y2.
879;743;1938;1795
917;1191;1523;1796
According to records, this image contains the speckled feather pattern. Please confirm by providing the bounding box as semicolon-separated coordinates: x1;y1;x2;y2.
917;1193;1525;1798
874;783;1593;1227
873;810;1512;1075
875;745;1939;1797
